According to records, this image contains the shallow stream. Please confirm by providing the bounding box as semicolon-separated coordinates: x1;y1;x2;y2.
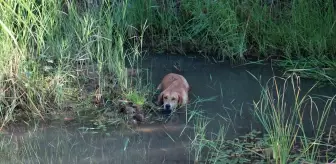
1;54;335;164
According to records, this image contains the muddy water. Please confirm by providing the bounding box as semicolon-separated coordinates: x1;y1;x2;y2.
143;54;336;138
1;120;195;164
1;54;335;164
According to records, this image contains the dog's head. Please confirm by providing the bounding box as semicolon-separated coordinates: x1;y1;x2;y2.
158;91;181;111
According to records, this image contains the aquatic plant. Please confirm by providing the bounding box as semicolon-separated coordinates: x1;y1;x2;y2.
190;74;336;163
252;74;335;163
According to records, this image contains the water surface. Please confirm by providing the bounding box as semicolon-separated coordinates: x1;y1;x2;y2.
1;54;335;164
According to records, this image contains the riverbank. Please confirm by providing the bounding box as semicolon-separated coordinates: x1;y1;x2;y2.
0;1;335;163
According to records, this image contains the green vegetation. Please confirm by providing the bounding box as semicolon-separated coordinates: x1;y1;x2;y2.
1;0;336;163
0;0;149;128
1;0;335;127
125;0;336;84
190;74;336;163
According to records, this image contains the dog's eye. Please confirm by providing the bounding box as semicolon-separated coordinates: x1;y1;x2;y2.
172;98;176;101
164;96;168;99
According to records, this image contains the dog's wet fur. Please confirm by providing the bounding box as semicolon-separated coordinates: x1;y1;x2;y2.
156;73;190;112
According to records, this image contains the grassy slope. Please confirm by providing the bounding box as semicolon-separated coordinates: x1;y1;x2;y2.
1;0;336;163
129;0;336;84
0;0;146;127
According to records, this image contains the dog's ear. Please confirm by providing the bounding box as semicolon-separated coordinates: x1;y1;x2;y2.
178;94;182;104
157;92;164;105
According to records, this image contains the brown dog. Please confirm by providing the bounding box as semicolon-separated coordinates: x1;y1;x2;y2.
157;73;190;111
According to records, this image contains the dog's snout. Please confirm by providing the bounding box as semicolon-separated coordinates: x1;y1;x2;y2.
165;104;171;110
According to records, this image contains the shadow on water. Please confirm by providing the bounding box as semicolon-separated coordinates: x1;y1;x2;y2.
1;54;335;163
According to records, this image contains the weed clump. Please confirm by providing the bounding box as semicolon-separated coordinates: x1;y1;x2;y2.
0;0;149;128
189;74;336;163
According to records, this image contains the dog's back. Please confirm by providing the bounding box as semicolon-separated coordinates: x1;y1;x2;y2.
158;73;189;91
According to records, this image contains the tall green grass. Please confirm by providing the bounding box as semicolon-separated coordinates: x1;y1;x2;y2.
0;0;147;127
125;0;336;83
189;74;335;163
252;74;335;163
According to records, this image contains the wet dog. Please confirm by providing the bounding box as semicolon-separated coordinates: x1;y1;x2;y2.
157;73;190;111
